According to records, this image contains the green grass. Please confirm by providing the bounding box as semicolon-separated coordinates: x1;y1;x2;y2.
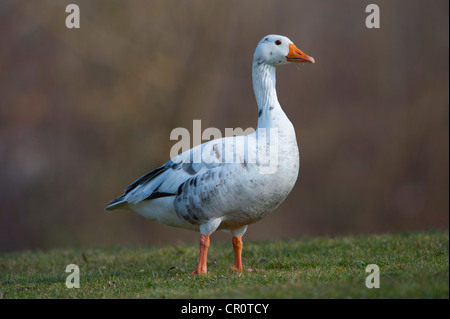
0;230;448;298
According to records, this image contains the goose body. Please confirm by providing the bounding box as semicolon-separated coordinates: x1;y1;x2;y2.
105;35;315;274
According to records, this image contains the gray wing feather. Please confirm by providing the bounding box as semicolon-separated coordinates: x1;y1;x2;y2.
106;136;255;216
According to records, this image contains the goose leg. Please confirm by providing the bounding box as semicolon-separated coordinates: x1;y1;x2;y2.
231;236;243;272
191;234;210;275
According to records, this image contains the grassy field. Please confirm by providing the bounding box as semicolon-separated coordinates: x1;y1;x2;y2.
0;230;448;299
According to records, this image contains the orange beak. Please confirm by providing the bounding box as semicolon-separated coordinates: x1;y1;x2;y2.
286;43;315;63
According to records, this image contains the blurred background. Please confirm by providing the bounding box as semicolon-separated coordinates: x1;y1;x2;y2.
0;0;448;252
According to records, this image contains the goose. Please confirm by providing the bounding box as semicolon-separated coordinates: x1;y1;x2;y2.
105;34;315;274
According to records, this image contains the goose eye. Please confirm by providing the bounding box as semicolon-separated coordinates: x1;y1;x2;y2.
275;40;282;45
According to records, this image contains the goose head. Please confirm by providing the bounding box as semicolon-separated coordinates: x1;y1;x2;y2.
253;34;315;66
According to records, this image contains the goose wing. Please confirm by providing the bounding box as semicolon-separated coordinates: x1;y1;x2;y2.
105;135;258;218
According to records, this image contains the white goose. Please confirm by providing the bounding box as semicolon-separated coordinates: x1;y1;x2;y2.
105;34;315;274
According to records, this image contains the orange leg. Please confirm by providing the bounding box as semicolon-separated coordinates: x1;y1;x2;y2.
191;234;210;275
231;236;243;272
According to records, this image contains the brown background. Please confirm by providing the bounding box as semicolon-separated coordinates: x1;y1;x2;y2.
0;0;448;251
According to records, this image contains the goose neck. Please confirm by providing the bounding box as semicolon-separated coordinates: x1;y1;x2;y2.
252;62;287;129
